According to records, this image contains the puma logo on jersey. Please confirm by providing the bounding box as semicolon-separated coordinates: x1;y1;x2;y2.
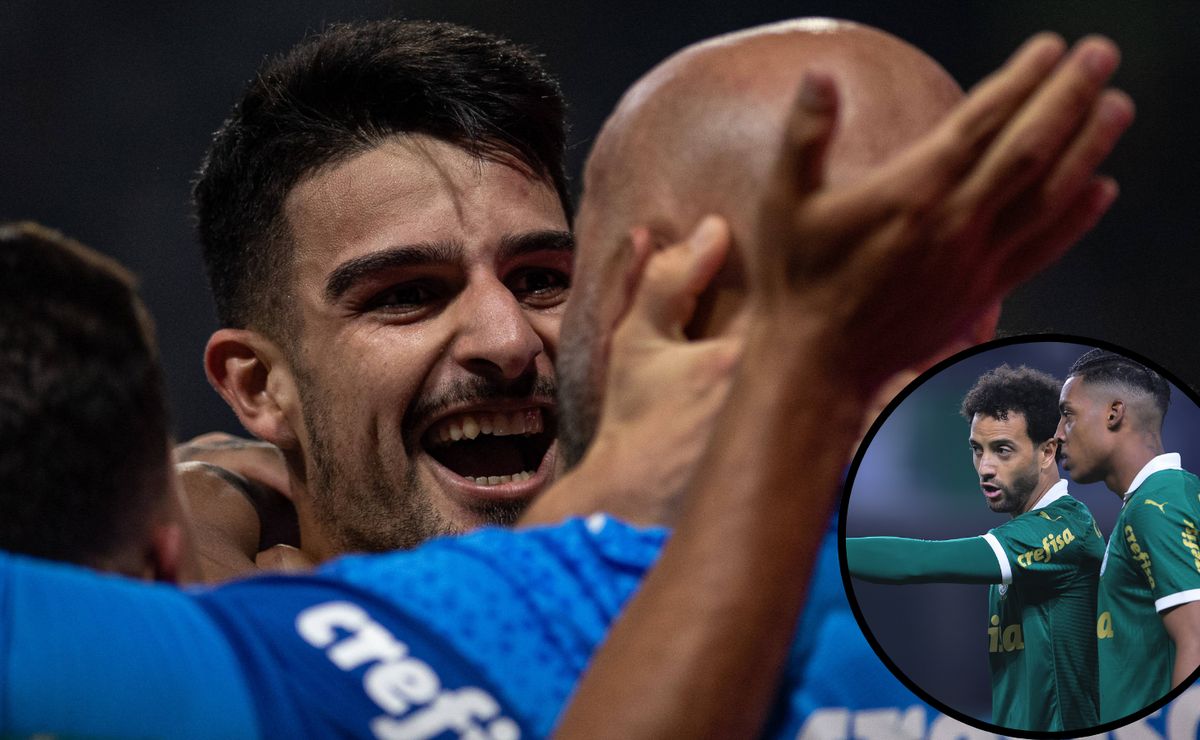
1039;512;1063;522
1125;525;1156;589
1144;499;1169;514
1015;527;1076;568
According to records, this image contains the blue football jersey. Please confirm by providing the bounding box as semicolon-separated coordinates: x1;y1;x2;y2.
4;515;1196;738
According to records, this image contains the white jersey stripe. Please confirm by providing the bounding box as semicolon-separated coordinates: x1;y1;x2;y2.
1155;588;1200;613
981;533;1012;585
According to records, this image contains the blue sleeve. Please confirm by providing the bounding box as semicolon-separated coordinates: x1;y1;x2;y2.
195;574;531;739
0;550;258;738
321;515;665;737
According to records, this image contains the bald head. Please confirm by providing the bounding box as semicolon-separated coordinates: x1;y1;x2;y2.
578;19;962;268
559;19;966;466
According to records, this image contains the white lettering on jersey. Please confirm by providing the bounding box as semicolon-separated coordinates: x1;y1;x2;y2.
856;706;927;739
1165;687;1200;740
927;714;998;739
798;706;928;739
297;601;520;740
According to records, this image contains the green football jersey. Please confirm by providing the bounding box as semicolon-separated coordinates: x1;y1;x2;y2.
1097;454;1200;722
984;484;1104;731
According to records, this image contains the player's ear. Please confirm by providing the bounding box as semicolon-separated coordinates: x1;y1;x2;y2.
1037;437;1056;468
205;328;302;450
1107;399;1125;430
144;521;187;583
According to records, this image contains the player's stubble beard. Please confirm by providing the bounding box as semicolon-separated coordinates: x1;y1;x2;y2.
557;290;602;470
987;461;1041;515
295;363;547;553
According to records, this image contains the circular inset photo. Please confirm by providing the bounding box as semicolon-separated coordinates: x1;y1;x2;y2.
841;336;1200;738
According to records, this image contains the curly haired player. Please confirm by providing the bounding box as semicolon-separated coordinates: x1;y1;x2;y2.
847;364;1104;732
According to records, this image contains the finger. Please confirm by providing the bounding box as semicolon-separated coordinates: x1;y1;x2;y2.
932;33;1068;165
187;432;238;446
174;431;233;461
1033;89;1133;213
752;73;838;284
953;36;1120;219
998;176;1118;290
174;432;273;462
808;34;1069;235
255;544;314;573
775;70;839;197
988;90;1130;253
625;216;730;338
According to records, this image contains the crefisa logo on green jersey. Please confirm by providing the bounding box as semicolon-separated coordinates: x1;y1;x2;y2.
1182;518;1200;573
988;614;1025;653
1125;525;1156;589
1015;527;1076;569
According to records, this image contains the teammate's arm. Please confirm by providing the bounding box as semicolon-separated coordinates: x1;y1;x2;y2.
555;219;867;740
0;551;259;738
846;536;1003;584
175;433;306;581
1163;601;1200;689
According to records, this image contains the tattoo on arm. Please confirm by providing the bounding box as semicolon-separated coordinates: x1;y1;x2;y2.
186;461;300;551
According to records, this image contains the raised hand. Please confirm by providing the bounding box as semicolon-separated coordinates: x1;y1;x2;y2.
520;218;742;526
751;34;1132;395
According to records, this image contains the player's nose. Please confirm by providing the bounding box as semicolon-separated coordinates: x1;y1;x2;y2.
451;278;543;381
978;456;998;476
1054;417;1067;444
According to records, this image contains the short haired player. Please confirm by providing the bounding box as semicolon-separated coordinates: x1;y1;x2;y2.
1057;348;1200;722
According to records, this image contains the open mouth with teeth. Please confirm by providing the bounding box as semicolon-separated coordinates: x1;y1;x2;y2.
422;407;556;486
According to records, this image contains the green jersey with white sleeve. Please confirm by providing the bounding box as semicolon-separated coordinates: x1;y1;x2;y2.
1096;453;1200;722
982;480;1104;731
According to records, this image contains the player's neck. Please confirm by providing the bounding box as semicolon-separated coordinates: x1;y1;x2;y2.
1015;472;1061;517
1105;437;1165;496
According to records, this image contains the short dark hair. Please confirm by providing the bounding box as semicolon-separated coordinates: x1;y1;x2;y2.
0;223;170;566
1068;348;1171;419
193;19;571;341
960;364;1063;445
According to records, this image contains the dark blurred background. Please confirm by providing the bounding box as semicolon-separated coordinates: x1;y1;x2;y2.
847;339;1200;725
0;0;1195;441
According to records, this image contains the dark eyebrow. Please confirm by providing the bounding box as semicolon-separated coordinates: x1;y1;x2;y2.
496;229;574;263
324;241;462;302
323;230;574;303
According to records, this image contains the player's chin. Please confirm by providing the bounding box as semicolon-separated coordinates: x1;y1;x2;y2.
984;494;1015;514
1061;457;1094;484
